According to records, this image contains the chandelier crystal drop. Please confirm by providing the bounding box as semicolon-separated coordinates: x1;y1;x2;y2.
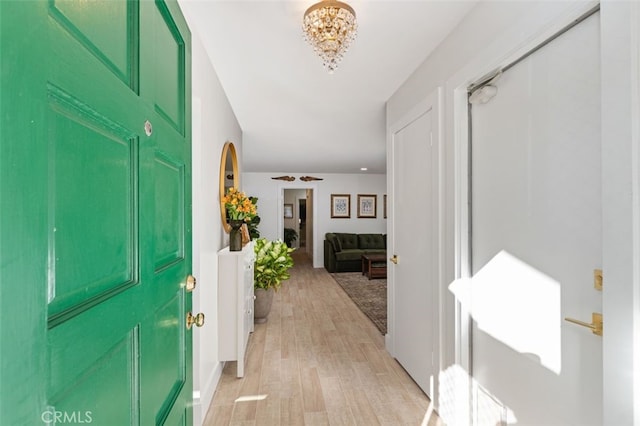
302;0;357;73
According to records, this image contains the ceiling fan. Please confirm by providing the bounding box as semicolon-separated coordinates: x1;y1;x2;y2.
299;176;323;182
271;176;295;181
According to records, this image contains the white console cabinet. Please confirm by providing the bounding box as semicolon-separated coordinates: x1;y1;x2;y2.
217;242;255;377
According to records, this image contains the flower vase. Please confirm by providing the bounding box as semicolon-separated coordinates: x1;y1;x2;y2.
229;220;244;251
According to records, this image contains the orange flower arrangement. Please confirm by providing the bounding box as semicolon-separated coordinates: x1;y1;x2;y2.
222;187;257;222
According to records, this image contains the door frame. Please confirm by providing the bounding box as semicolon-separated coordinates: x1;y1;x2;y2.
449;1;640;423
277;183;318;264
600;1;640;422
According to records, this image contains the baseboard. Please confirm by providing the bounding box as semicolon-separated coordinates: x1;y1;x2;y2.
193;361;224;426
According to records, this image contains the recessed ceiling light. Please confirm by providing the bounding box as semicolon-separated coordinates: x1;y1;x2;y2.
360;167;368;171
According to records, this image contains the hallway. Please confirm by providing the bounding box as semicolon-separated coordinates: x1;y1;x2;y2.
204;251;441;425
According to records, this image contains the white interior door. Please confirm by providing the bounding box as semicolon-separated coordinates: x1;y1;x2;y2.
469;12;601;425
390;93;439;398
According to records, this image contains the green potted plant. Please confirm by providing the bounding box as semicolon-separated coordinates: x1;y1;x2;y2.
247;196;261;240
283;227;298;248
253;238;295;323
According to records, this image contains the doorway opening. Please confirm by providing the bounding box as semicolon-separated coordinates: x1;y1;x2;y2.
298;199;306;249
282;187;315;263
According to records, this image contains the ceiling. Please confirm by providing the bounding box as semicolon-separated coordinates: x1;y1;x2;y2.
179;0;477;174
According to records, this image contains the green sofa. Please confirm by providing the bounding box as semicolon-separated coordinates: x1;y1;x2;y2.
324;232;387;273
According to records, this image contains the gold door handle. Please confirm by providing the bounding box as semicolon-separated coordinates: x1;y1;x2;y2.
390;255;398;264
564;312;602;336
185;274;197;292
186;312;205;329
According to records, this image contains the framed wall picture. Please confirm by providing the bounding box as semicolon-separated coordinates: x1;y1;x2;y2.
284;203;293;218
331;194;351;218
357;194;377;218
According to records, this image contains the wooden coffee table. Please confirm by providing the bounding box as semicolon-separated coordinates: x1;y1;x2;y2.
361;254;387;280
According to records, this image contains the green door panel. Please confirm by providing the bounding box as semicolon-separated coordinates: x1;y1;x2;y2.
47;84;139;322
144;293;187;425
49;327;140;425
48;0;139;90
154;152;185;271
0;0;192;424
147;2;186;135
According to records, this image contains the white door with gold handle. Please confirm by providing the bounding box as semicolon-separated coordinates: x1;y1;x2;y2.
469;25;604;425
389;99;439;399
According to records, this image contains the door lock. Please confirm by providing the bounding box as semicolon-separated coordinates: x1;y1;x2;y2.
594;269;603;291
186;312;205;329
390;255;398;264
185;274;197;292
144;120;153;136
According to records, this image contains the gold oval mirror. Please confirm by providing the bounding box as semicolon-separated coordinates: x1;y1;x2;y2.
219;141;239;233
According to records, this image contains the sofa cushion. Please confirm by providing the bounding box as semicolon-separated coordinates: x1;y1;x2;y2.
335;249;364;262
326;233;342;252
336;233;358;250
358;234;386;250
333;236;342;252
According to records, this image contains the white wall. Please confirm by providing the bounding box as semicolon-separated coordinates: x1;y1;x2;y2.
185;12;243;425
243;173;387;268
388;1;638;424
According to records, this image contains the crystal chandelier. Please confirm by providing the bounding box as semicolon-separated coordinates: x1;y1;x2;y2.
302;0;357;73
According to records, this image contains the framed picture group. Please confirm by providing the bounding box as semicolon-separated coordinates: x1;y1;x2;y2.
331;193;386;219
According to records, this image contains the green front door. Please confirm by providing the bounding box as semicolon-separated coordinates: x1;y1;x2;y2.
1;1;193;424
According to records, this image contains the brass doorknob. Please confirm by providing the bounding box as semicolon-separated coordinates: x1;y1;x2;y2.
186;312;205;329
390;255;398;264
186;274;197;292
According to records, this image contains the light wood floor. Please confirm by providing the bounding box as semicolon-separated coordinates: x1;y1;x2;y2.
203;251;442;426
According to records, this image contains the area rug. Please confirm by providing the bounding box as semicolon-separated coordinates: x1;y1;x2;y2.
331;272;387;335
